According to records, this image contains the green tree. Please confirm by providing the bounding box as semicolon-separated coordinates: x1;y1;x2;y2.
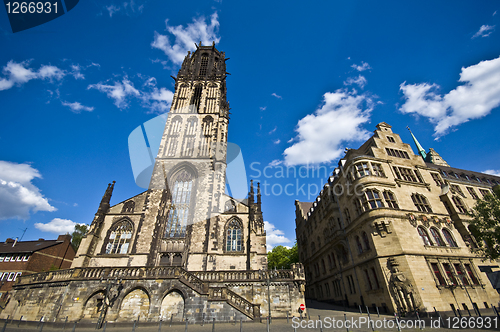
267;242;299;269
468;186;500;260
71;224;88;251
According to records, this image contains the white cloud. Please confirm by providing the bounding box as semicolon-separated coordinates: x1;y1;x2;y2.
61;101;94;113
152;12;220;65
284;89;374;166
344;75;367;89
88;75;173;112
351;61;371;72
273;139;281;144
34;218;82;234
260;106;267;111
472;25;495;39
483;170;500;177
271;93;282;99
0;161;56;220
38;65;65;80
264;221;291;252
70;65;85;80
269;126;277;134
268;159;283;167
399;56;500;138
88;77;140;109
106;5;120;17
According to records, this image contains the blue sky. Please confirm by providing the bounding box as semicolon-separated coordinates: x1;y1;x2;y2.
1;0;500;250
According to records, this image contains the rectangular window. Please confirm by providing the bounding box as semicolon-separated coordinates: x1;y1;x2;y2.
464;264;479;285
0;273;7;281
467;187;479;199
386;148;410;159
13;272;21;281
431;263;445;285
355;162;371;178
371;267;380;289
394;166;421;183
479;189;491;197
7;272;15;281
450;185;464;196
364;269;373;290
16;255;22;262
4;255;10;262
0;255;4;263
431;173;443;186
22;255;30;261
371;163;385;177
443;263;457;286
454;264;469;286
387;136;395;143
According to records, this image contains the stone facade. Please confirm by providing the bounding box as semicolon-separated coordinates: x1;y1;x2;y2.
0;45;305;323
295;122;500;315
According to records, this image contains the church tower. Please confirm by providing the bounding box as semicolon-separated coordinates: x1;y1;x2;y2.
72;43;267;272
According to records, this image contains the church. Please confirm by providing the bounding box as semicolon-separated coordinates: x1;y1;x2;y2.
295;122;500;315
0;44;306;324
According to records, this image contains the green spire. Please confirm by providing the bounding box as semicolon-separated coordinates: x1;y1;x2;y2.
407;126;427;160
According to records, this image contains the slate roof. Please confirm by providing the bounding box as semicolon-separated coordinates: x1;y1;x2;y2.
0;240;64;254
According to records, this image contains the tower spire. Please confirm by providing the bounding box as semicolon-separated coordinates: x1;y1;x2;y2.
407;126;427;160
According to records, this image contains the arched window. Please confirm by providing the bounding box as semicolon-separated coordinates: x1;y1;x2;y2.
442;229;457;247
190;84;203;111
411;194;432;213
105;220;133;254
361;189;384;210
417;226;432;246
362;232;370;250
344;208;351;223
226;219;242;252
331;253;337;269
355;236;363;254
165;169;194;238
430;228;445;246
122;201;135;213
354;198;363;216
341;246;349;264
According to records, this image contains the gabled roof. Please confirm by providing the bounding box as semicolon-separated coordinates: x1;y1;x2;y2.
0;240;64;254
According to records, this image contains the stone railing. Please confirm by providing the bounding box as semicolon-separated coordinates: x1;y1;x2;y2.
17;265;304;286
208;287;259;319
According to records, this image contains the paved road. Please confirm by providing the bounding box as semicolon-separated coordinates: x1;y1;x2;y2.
1;300;497;332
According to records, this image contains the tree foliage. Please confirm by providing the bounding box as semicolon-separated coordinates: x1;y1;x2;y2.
267;243;299;269
71;224;88;251
468;187;500;260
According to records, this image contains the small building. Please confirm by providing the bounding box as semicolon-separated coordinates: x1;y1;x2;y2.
0;235;75;302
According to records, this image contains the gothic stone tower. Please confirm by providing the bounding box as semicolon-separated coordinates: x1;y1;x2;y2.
73;43;267;272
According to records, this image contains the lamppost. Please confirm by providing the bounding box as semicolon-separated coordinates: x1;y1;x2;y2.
259;269;277;329
97;277;123;329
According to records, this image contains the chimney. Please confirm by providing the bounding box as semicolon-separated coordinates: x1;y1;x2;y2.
12;237;18;247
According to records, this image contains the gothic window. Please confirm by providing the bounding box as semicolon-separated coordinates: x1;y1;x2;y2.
165;169;194;238
361;189;384;210
442;229;457;247
354;198;363;216
355;236;363;254
364;269;373;290
344;208;351;224
417;226;432;246
450;185;464;197
341;246;349;264
190;84;203;111
387;136;395;143
105;220;133;254
383;191;399;209
362;232;370;250
371;268;380;288
386;148;410;159
199;53;209;76
122;201;135;213
226;219;242;252
224;200;236;212
467;187;479;200
371;163;385;177
393;166;420;182
431;263;446;285
452;196;467;214
411;193;432;213
430;228;445;246
479;189;491;198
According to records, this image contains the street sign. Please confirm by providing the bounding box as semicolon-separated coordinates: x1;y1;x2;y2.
299;303;306;311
